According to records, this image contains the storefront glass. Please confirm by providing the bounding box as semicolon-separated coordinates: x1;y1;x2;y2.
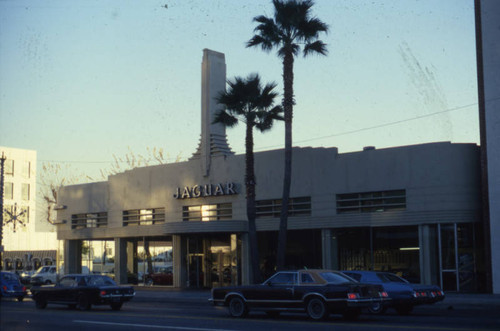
439;223;478;292
258;230;322;280
336;226;420;282
187;234;240;288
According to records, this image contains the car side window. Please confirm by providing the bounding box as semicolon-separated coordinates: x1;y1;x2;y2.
301;273;315;284
59;277;77;287
268;272;297;285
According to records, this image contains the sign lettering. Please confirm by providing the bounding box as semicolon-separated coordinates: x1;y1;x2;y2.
173;182;237;199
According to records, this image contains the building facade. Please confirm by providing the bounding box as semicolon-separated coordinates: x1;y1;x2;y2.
55;49;487;292
1;146;57;272
476;0;500;294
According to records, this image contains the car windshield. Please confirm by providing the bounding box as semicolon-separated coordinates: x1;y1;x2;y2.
377;273;409;283
319;272;353;284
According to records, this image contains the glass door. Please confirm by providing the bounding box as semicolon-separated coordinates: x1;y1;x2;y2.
439;224;458;291
187;237;204;288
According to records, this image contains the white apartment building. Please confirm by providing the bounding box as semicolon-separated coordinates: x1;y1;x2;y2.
1;146;58;271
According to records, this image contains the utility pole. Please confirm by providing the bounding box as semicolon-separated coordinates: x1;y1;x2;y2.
1;152;6;270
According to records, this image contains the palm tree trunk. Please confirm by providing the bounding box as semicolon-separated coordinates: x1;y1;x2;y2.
246;123;261;283
277;51;294;271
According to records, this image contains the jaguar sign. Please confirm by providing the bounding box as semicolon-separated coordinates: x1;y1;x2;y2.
173;182;237;199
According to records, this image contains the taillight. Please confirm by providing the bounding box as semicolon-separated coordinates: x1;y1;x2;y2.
380;291;389;298
347;293;359;300
2;286;7;291
100;290;107;296
22;286;26;292
421;291;427;297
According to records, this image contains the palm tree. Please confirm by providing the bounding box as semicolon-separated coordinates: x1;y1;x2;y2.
247;0;328;270
214;73;283;284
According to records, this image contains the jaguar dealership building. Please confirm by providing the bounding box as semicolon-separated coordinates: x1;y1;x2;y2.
53;48;495;293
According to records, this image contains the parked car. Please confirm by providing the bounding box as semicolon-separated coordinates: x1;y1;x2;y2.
342;270;445;315
145;266;173;286
0;272;27;302
30;266;58;285
19;269;36;285
100;268;139;285
210;269;389;320
31;274;135;311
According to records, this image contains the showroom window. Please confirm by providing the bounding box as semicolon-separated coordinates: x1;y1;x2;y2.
336;190;406;214
182;203;232;221
72;212;108;229
255;196;311;218
123;208;165;226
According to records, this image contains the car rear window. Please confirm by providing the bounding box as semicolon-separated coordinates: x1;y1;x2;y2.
319;272;353;284
84;276;116;286
343;272;362;282
376;273;408;283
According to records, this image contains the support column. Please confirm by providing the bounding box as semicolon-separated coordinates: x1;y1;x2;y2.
322;229;332;269
419;224;439;285
173;235;187;288
321;229;339;270
127;240;138;280
114;238;128;284
240;233;250;285
64;240;82;275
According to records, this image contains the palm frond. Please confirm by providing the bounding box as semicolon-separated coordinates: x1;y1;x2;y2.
213;110;239;128
303;40;328;56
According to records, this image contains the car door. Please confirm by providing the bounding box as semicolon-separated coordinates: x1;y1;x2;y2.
51;276;77;302
247;272;298;308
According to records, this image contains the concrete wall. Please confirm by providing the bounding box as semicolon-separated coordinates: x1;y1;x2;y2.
478;0;500;294
57;142;480;239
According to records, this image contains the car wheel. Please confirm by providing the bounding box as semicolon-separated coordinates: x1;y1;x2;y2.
396;305;413;315
227;296;248;318
368;302;387;315
17;296;25;302
306;297;328;320
77;294;91;311
35;297;47;309
110;302;123;311
342;308;361;320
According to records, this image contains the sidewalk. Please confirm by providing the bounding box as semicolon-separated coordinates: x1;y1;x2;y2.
133;286;500;309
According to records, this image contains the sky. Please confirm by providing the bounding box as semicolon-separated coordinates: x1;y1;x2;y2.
0;0;479;183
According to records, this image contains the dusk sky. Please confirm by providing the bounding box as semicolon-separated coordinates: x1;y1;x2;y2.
0;0;478;182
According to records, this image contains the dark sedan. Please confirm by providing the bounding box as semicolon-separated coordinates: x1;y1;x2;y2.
210;269;389;320
31;274;135;311
342;270;445;315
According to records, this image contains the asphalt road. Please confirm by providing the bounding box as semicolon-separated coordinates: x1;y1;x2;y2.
1;294;500;331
